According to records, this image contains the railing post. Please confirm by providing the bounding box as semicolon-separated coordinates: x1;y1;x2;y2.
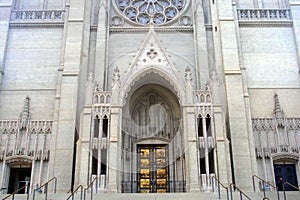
263;181;266;198
54;177;57;193
226;188;229;200
218;181;221;199
90;184;93;200
45;184;48;200
230;184;233;200
212;177;215;193
252;176;256;192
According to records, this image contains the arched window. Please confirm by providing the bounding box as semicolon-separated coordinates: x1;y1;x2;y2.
206;114;212;137
102;115;108;138
197;115;203;137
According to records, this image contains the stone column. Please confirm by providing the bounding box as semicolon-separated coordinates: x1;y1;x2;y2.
184;67;200;191
214;0;256;190
48;0;86;192
183;106;199;192
0;0;12;88
106;106;122;192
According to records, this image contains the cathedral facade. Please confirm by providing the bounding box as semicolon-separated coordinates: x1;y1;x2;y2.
0;0;300;194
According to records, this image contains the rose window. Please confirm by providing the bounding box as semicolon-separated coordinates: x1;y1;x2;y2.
115;0;186;25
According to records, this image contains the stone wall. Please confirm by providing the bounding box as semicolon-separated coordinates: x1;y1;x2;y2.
0;27;63;120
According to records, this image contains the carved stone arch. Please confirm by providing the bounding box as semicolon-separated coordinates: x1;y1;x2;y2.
272;153;299;162
253;124;260;131
118;66;185;106
206;94;211;103
94;113;101;120
6;155;32;167
106;95;111;103
196;113;204;118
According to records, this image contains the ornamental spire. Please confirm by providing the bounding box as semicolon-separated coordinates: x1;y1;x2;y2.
19;96;30;129
274;93;284;122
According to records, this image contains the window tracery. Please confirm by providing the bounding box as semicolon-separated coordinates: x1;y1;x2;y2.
115;0;186;25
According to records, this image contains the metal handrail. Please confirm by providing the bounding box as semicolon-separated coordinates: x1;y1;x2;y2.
3;184;30;200
32;177;57;200
67;185;83;200
252;175;280;200
229;183;251;200
211;176;229;199
84;176;98;200
283;182;300;200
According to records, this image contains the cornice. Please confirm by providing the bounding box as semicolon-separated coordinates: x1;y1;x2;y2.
239;21;293;28
9;21;64;28
109;26;194;33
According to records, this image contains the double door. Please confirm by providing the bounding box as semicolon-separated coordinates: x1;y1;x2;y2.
274;164;298;191
137;145;168;193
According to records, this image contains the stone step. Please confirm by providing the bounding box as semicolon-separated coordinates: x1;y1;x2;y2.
1;191;299;200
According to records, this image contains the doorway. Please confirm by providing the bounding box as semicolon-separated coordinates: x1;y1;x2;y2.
137;145;168;193
8;167;31;194
274;163;298;191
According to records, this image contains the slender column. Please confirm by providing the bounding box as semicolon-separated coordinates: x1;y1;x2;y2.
97;118;103;188
30;160;35;193
38;134;46;185
202;115;210;189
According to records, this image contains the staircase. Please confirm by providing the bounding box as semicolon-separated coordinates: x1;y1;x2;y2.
0;191;300;200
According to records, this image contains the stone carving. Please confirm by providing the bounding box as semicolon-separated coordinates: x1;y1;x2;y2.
11;10;65;22
184;66;192;82
111;16;124;27
252;93;300;160
178;16;192;26
112;67;120;87
237;9;291;21
19;96;30;130
0;97;52;165
114;0;187;25
146;49;158;60
195;91;212;105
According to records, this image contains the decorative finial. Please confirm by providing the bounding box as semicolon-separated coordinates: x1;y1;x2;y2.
112;67;120;87
184;66;192;82
274;93;284;123
19;96;30;129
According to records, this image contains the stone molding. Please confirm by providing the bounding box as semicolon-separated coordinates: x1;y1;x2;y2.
9;9;65;28
109;26;193;33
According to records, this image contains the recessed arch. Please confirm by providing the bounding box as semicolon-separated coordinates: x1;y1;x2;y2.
119;67;185;106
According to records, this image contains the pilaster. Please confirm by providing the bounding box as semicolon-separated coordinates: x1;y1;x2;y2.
48;0;85;192
106;106;122;192
215;0;255;190
289;0;300;73
183;106;199;191
0;0;12;88
184;70;200;191
213;105;232;185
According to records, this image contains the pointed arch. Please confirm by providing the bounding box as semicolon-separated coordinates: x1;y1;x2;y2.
118;67;185;106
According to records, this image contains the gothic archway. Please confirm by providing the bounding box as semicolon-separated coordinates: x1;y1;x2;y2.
121;84;185;193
